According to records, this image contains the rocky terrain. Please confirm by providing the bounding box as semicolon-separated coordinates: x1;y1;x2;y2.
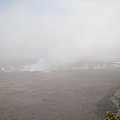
0;68;120;120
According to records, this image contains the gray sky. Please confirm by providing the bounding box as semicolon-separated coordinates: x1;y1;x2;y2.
0;0;120;63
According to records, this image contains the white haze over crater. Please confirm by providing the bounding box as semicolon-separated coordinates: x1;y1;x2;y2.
0;0;120;67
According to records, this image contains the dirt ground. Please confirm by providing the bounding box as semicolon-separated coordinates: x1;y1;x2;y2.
0;70;120;120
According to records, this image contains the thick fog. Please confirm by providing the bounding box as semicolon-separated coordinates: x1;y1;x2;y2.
0;0;120;64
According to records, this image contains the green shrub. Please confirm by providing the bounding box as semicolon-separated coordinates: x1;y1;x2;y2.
103;111;120;120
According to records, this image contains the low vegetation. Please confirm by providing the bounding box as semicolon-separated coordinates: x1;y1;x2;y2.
104;111;120;120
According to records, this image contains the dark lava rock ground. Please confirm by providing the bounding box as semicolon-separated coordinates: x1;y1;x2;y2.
0;70;120;120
